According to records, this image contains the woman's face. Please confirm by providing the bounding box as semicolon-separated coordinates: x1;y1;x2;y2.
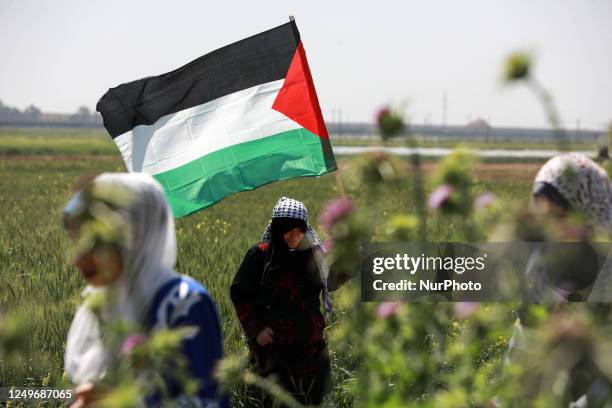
283;227;305;249
533;195;593;240
74;247;123;287
533;194;567;218
67;219;123;287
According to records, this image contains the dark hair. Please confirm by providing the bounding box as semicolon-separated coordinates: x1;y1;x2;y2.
532;181;571;211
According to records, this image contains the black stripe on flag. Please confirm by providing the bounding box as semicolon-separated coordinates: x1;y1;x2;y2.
97;21;300;138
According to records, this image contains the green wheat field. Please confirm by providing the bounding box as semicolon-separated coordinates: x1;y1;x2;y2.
0;127;538;406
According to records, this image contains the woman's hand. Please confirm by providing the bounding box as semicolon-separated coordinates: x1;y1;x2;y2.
69;382;107;408
256;327;275;346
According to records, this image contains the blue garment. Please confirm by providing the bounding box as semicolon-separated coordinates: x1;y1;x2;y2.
146;275;231;407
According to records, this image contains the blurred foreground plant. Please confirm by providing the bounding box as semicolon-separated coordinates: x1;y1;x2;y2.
329;295;514;407
344;151;409;188
428;150;501;242
319;198;370;291
320;122;612;406
430;150;476;217
76;293;204;407
376;107;405;140
500;309;612;407
216;353;305;408
320;149;512;407
503;51;569;151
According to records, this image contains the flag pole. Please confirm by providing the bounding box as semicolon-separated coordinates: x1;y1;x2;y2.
335;167;347;199
288;14;346;199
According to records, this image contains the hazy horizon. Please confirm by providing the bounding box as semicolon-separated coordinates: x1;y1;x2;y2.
1;0;611;131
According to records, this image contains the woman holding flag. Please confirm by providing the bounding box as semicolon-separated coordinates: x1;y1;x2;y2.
231;197;333;407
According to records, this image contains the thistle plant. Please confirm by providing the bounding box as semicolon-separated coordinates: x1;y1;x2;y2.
502;51;569;151
427;150;497;242
376;107;405;141
371;105;428;241
383;214;419;242
404;120;428;242
328;293;514;407
343;151;409;187
216;353;305;408
318;198;370;291
318;147;505;406
429;150;476;217
317;92;612;405
498;309;612;407
65;181;132;263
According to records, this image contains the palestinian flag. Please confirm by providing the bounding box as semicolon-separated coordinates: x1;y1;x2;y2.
97;20;336;217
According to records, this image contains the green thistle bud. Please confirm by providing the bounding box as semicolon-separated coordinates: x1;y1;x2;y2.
503;52;531;82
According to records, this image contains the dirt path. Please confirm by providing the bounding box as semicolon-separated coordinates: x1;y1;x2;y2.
427;162;541;182
475;163;540;181
2;154;541;181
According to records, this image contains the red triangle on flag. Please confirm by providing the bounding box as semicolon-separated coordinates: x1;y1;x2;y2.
272;42;329;139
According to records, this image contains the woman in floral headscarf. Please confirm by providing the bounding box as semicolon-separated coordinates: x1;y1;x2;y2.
524;153;612;304
505;153;612;406
532;152;612;232
230;197;332;407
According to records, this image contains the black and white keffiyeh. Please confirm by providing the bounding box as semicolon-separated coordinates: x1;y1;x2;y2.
261;196;331;313
261;197;323;247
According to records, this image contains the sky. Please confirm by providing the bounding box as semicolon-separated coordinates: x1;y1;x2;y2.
1;0;611;130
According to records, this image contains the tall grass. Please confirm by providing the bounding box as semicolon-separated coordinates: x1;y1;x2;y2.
0;132;535;405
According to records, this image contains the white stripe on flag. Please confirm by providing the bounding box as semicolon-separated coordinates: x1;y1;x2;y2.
114;79;300;174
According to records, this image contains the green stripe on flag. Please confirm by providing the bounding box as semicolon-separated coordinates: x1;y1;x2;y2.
153;128;336;217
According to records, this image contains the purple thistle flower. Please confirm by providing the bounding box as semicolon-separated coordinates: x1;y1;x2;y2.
121;333;147;355
319;198;354;231
453;302;479;319
475;192;496;209
375;107;391;125
428;184;454;210
377;302;401;318
375;107;404;139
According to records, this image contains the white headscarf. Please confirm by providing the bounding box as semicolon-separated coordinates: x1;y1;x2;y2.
64;173;179;385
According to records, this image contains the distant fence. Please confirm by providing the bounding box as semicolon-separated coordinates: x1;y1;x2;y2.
0;120;605;143
327;123;605;143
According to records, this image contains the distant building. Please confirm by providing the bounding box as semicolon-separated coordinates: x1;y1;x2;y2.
465;118;491;130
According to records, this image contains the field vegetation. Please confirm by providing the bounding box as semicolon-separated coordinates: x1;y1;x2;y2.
0;128;542;406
